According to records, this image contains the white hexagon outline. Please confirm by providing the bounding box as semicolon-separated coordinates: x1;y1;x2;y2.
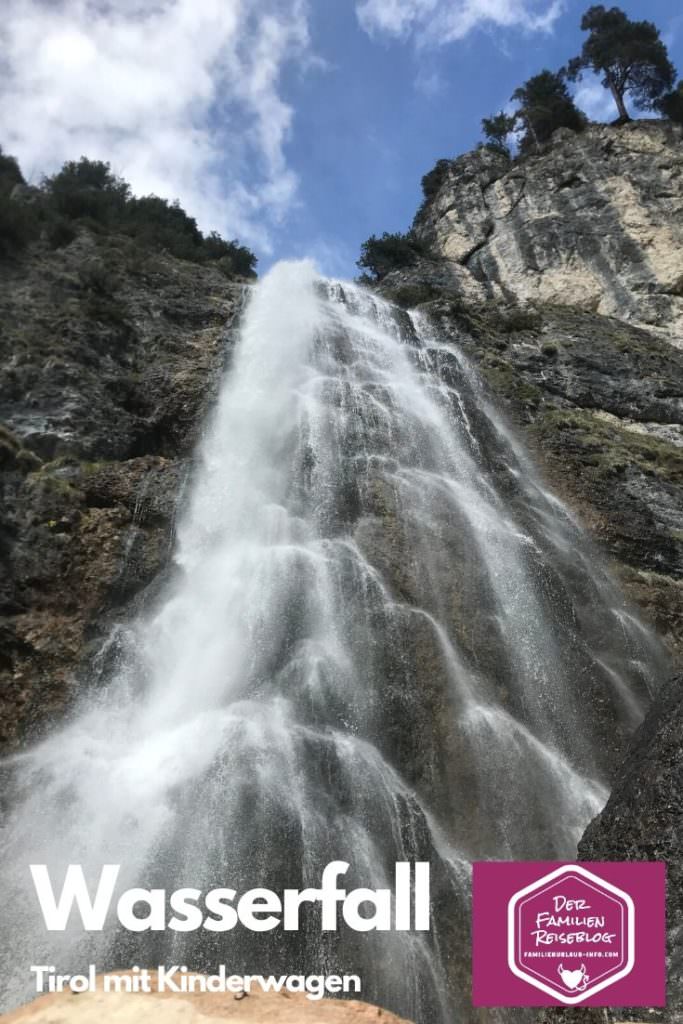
515;875;627;989
507;864;635;1005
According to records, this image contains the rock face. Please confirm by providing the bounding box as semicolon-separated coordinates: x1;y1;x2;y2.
383;117;683;1020
0;230;244;749
579;675;683;1011
413;121;683;345
403;299;683;662
2;118;683;1021
383;121;683;663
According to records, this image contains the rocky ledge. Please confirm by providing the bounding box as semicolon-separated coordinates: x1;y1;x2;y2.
412;120;683;345
0;229;244;750
0;973;412;1024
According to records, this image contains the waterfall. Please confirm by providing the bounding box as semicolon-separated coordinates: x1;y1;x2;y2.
0;261;668;1022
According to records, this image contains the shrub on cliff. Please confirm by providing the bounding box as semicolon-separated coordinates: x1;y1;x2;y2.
567;6;676;122
421;160;452;201
0;145;38;257
124;197;257;273
43;158;131;223
512;71;586;152
414;159;452;220
658;82;683;124
200;231;257;277
356;231;423;282
482;112;517;158
124;194;204;261
0;200;39;258
5;154;257;275
0;146;25;195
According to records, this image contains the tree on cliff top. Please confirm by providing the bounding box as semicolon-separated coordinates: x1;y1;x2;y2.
658;81;683;125
356;231;422;282
0;152;257;273
481;112;517;158
512;71;585;152
44;158;131;221
567;6;676;122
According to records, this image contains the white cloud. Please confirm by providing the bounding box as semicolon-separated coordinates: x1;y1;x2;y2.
0;0;314;251
356;0;563;46
415;67;445;97
573;74;617;122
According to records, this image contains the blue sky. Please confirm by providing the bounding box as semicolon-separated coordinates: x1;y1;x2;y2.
1;1;681;280
276;0;683;276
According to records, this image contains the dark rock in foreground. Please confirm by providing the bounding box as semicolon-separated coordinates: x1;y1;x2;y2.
579;675;683;1014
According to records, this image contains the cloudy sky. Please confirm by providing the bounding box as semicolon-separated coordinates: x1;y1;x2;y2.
1;0;680;275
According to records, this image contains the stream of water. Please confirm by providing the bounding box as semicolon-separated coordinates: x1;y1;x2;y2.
0;261;668;1022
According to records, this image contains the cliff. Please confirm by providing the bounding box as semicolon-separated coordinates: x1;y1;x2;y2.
383;117;683;1016
383;120;683;662
412;120;683;343
0;229;243;749
2;118;683;1019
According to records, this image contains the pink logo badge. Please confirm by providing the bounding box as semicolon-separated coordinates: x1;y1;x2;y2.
473;861;666;1007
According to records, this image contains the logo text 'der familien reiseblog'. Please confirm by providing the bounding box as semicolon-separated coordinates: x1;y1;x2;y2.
473;861;665;1007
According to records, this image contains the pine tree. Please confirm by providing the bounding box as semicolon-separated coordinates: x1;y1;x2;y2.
481;112;517;158
567;6;676;122
512;71;585;153
658;82;683;125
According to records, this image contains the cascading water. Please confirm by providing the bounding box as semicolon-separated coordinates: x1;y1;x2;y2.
0;261;669;1022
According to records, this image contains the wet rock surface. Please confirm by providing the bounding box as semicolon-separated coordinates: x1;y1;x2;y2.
534;678;683;1024
0;230;244;749
382;125;683;664
423;300;683;660
580;675;683;1013
383;118;683;1023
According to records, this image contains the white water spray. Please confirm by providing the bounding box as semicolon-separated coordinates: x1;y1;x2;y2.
0;261;668;1022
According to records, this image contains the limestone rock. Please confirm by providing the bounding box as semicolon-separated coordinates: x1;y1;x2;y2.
414;121;683;345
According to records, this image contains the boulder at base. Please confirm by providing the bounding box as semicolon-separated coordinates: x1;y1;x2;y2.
1;972;413;1024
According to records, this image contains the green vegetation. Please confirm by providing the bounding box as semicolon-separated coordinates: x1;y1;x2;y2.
567;5;676;121
481;112;517;158
420;160;452;201
481;71;586;160
0;145;39;257
481;72;585;158
45;158;130;221
658;81;683;124
479;6;678;157
0;147;24;193
0;152;257;275
356;231;424;282
512;71;586;152
532;407;683;485
0;200;39;258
